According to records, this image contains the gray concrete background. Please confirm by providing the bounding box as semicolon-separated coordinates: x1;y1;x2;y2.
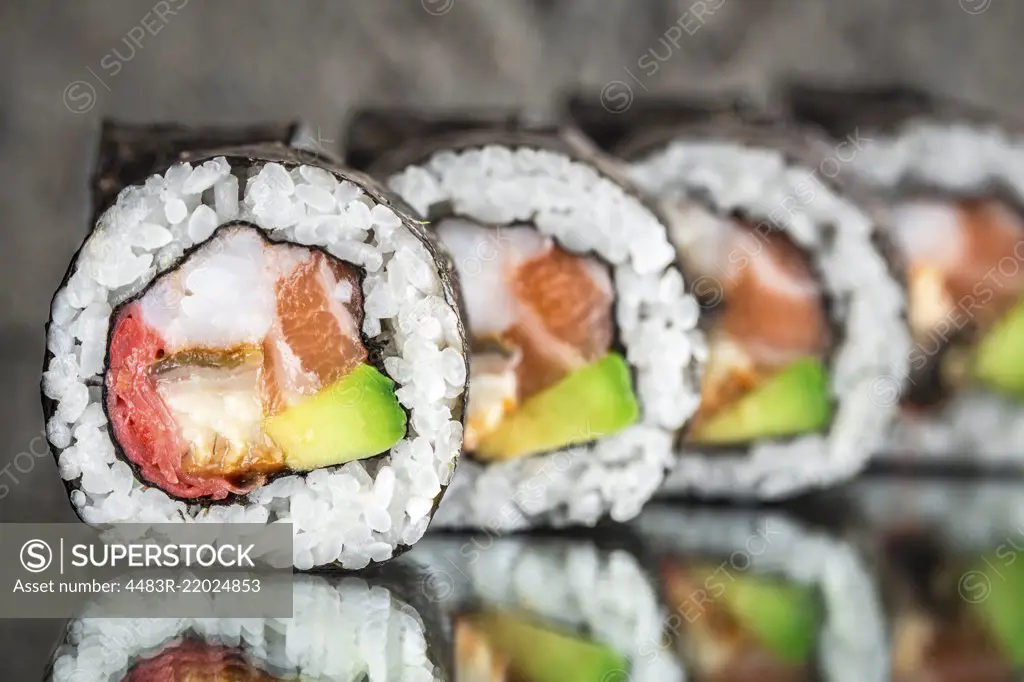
0;0;1022;674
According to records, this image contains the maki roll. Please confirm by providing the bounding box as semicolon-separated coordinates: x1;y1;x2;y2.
784;83;1024;463
410;531;683;682
42;122;469;569
634;504;888;682
47;568;450;681
345;111;705;528
851;477;1024;682
567;95;909;499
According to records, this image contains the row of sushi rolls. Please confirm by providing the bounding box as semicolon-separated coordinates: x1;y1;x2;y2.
38;82;1024;680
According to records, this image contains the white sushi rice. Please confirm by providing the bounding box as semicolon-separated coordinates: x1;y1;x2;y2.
844;121;1024;462
628;140;909;499
49;575;442;681
410;536;684;682
634;506;889;682
43;156;467;569
387;145;706;529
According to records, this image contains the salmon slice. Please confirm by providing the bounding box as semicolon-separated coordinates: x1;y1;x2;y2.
125;640;280;681
898;199;1024;338
272;252;366;401
691;225;828;425
943;200;1024;329
719;227;829;367
508;245;614;399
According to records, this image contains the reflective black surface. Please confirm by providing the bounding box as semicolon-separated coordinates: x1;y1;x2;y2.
11;475;1024;681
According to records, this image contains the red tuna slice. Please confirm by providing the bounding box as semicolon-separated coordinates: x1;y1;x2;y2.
105;304;259;500
124;640;279;681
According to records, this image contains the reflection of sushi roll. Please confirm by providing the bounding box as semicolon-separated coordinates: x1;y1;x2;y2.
567;96;909;499
784;84;1024;464
346;112;705;529
410;532;683;682
42;123;468;569
46;568;450;681
850;477;1024;682
634;504;888;682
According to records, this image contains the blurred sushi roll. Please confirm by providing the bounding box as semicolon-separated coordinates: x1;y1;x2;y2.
784;83;1024;464
46;568;450;681
41;122;469;569
409;531;683;682
567;95;909;499
345;111;705;529
850;477;1024;681
633;504;888;682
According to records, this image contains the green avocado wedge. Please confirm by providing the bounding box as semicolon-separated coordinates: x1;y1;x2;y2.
973;299;1024;398
265;363;407;470
463;609;629;682
721;576;821;664
688;357;832;445
475;352;639;461
970;552;1024;665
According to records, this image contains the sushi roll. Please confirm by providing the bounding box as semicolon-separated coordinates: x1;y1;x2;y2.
409;531;683;682
784;83;1024;464
46;567;450;681
851;477;1024;681
633;504;888;682
42;122;469;569
345;111;705;528
566;95;909;499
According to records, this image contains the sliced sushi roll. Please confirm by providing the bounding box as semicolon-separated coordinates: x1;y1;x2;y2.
851;477;1024;682
634;504;888;682
46;568;450;681
42;123;468;569
566;95;909;499
409;532;683;682
345;111;705;528
784;83;1024;464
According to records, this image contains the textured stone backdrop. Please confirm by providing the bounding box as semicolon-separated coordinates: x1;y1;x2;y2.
0;0;1021;672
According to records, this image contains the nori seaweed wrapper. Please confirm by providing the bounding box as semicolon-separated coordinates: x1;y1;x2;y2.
565;91;908;469
343;108;706;528
782;83;1024;415
91;121;300;221
42;123;469;569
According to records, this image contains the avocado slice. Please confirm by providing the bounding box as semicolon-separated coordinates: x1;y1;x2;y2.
970;553;1024;665
973;299;1024;398
464;609;629;682
264;363;407;470
688;357;831;445
721;576;820;664
474;352;639;461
